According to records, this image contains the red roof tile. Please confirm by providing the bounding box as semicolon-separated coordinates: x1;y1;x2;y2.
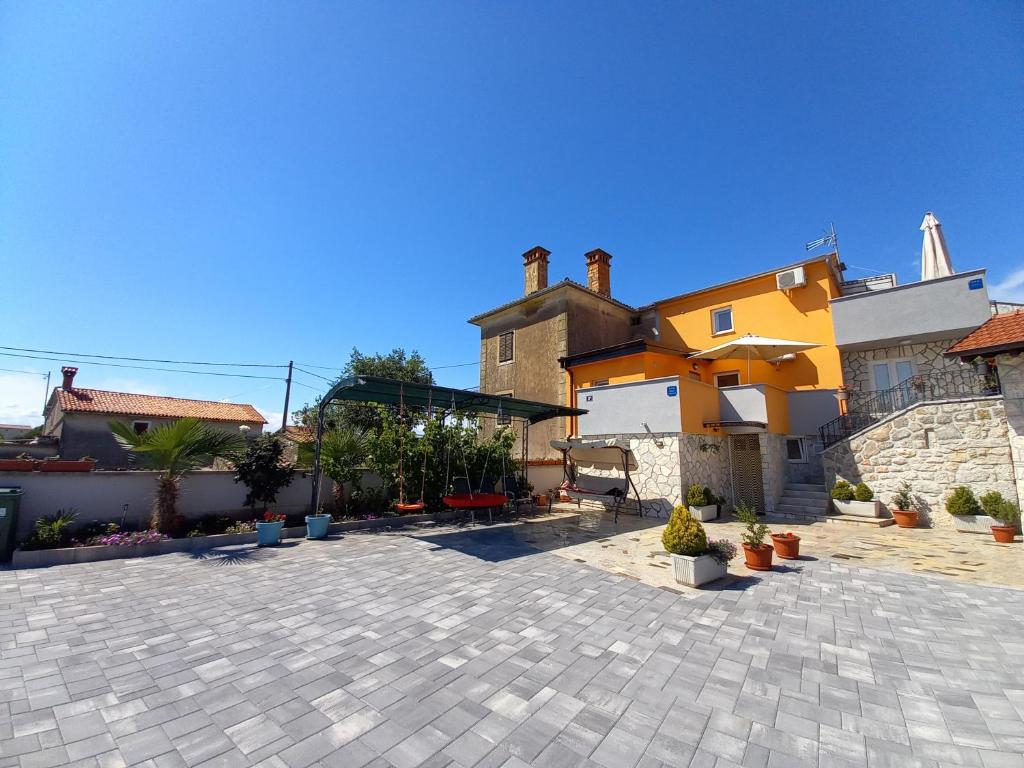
948;310;1024;356
280;425;314;443
55;388;266;423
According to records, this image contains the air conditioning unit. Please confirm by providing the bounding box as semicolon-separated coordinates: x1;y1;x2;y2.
776;266;806;290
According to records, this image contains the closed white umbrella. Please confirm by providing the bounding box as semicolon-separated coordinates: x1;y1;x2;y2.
688;334;819;382
920;212;954;280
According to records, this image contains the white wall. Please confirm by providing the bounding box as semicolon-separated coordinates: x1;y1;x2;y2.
1;469;333;538
577;377;682;436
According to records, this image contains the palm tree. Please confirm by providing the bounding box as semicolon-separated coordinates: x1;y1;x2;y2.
111;418;246;533
320;427;370;510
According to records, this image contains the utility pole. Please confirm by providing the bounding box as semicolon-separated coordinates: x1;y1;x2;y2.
41;371;51;415
281;361;293;432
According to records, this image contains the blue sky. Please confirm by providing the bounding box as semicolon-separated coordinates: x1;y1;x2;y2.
2;1;1021;427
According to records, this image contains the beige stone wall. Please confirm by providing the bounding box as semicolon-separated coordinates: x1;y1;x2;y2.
760;433;789;512
997;354;1024;504
822;397;1015;528
679;433;732;508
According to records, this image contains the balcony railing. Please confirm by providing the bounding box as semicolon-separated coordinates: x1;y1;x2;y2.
818;367;1001;448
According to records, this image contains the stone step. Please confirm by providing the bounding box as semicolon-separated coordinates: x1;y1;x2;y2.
785;483;827;492
768;510;896;528
775;503;829;515
778;493;827;505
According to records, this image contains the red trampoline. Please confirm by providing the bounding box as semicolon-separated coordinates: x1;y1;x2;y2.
442;493;509;509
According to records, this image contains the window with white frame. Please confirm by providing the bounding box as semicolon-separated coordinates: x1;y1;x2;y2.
498;331;514;364
495;391;513;425
714;371;741;388
785;437;806;462
711;306;734;335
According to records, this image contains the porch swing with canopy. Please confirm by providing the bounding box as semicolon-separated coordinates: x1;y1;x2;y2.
309;376;587;521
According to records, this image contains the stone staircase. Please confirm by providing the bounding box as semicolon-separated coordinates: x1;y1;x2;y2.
770;481;895;527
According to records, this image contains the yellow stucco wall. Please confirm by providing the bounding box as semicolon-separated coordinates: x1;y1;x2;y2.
657;259;844;391
762;384;791;434
677;377;720;434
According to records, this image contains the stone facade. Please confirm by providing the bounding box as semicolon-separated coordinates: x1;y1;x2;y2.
679;433;732;509
841;338;964;395
823;397;1015;529
998;354;1024;501
760;433;789;513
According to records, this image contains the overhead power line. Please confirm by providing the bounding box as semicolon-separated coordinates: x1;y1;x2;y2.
0;352;283;381
0;345;287;368
0;367;49;377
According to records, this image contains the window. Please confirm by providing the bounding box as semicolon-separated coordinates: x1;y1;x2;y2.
132;421;151;435
495;391;513;425
785;438;806;462
714;371;741;388
591;379;609;387
871;359;915;391
712;306;734;335
498;331;514;364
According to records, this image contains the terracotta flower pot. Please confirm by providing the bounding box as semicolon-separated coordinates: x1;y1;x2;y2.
770;533;801;560
891;509;918;528
991;525;1016;543
534;494;550;507
742;543;774;571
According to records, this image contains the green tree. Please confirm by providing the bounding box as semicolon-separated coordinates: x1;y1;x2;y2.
320;427;371;510
111;418;246;533
233;434;295;512
292;347;434;434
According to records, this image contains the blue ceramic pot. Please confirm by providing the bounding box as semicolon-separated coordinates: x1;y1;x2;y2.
305;514;330;540
256;520;284;546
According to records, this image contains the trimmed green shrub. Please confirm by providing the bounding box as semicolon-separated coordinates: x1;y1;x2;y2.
979;491;1006;518
686;484;713;507
830;480;855;501
853;483;874;502
662;505;708;556
946;486;981;516
990;500;1021;525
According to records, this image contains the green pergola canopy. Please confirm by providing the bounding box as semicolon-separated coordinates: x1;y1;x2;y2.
320;375;587;424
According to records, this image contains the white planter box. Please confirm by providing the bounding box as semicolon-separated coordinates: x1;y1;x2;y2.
832;499;880;518
951;514;997;534
671;553;727;587
688;504;718;522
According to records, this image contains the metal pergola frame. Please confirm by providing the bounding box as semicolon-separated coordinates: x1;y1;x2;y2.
310;375;587;513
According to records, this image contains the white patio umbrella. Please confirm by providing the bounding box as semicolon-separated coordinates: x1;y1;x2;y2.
688;334;820;382
920;212;954;280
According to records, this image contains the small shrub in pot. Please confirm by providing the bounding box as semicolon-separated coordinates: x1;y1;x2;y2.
890;482;919;528
735;502;773;570
830;480;855;501
946;487;981;517
854;483;874;502
662;505;730;587
989;500;1020;543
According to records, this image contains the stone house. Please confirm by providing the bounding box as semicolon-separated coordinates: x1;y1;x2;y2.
42;367;266;468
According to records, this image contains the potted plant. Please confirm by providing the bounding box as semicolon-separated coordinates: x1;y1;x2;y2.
0;453;37;471
39;456;96;472
735;502;773;570
662;505;735;587
534;490;551;508
947;489;1000;534
770;531;801;559
256;511;286;546
890;482;919;528
989;499;1019;543
835;384;851;403
686;484;718;522
830;480;880;517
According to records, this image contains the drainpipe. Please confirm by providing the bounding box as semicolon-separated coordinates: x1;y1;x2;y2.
566;365;577;437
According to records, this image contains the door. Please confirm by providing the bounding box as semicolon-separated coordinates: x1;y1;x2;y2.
730;434;765;513
870;359;916;411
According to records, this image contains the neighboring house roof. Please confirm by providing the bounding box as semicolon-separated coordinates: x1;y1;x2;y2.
52;388;267;424
468;279;636;325
279;425;314;443
947;310;1024;358
0;424;31;430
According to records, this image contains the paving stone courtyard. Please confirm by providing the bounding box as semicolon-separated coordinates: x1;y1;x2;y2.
2;520;1023;768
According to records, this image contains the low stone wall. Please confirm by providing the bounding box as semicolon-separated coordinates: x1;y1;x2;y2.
0;469;336;539
679;433;731;508
822;396;1015;529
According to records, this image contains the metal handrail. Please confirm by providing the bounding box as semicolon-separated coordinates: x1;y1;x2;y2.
819;367;1001;448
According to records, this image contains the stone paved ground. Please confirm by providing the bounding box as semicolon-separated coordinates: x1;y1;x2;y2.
523;505;1024;593
2;526;1023;768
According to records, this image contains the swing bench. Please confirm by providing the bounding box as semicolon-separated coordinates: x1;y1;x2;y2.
551;438;643;523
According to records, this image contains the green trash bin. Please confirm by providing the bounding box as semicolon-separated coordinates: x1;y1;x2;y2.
0;487;23;563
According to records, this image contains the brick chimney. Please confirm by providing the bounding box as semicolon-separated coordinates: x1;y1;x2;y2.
523;245;550;295
585;248;612;297
61;366;78;390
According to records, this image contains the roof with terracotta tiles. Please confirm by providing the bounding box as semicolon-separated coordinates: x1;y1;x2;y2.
279;424;314;442
53;388;267;423
947;310;1024;357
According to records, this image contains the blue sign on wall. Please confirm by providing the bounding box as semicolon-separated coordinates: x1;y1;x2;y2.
666;385;678;397
968;278;983;290
585;395;593;402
